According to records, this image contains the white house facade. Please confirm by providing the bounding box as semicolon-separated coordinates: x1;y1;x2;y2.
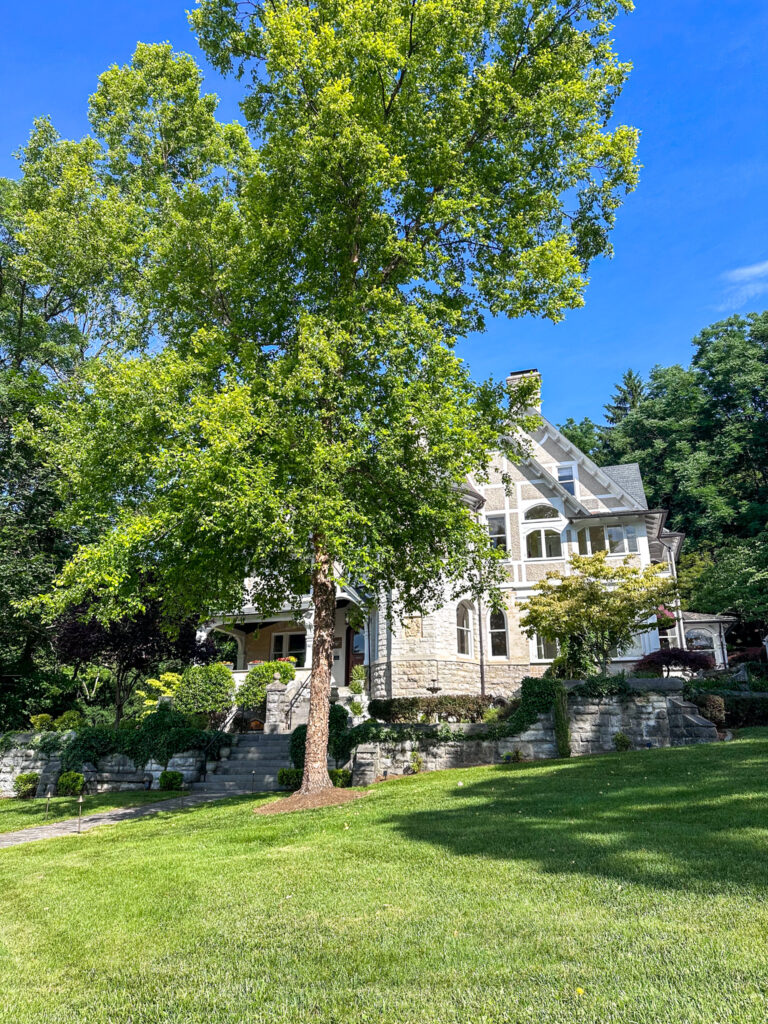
206;369;728;707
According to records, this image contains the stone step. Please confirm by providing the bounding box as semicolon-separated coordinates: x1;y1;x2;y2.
191;776;286;793
216;758;290;768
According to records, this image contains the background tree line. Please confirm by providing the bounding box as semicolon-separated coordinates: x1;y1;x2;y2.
560;311;768;639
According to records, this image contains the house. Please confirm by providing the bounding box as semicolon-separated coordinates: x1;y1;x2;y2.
204;369;727;711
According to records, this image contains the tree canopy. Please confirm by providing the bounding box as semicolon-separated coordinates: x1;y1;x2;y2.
9;1;638;786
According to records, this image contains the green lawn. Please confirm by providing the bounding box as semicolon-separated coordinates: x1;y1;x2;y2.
2;735;768;1024
0;790;181;834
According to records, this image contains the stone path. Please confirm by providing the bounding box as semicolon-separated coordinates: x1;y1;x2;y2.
0;790;253;849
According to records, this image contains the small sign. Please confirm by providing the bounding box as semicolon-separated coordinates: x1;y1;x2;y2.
332;637;343;649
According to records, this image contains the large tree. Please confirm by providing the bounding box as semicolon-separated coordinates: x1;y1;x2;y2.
0;163;129;728
26;2;637;791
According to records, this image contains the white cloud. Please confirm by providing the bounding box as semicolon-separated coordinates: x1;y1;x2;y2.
718;259;768;310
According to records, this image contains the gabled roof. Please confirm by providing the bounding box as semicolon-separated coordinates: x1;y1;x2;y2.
523;454;592;517
602;464;648;509
533;418;647;511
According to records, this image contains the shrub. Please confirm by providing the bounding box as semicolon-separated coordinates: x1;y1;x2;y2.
53;711;83;733
174;663;235;716
700;694;726;728
60;707;228;773
56;771;85;796
368;695;498;723
30;714;54;732
13;772;39;798
613;732;632;752
289;703;350;770
483;706;501;724
408;751;424;774
158;770;184;791
237;660;296;710
634;648;713;677
502;749;524;763
277;767;352;791
349;665;367;694
553;683;571;757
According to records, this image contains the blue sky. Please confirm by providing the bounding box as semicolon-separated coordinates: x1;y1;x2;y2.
2;1;767;425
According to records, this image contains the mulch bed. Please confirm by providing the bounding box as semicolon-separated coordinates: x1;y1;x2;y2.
254;787;368;816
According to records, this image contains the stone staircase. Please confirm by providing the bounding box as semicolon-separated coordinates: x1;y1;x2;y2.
190;733;292;794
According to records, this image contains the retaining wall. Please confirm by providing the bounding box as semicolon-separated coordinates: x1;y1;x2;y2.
350;686;718;785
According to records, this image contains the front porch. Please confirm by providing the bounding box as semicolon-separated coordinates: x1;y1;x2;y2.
205;594;367;690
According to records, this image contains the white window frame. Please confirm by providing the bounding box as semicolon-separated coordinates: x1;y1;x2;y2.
532;634;559;662
523;503;560;522
525;528;563;560
578;523;640;556
270;631;307;667
488;609;509;659
557;463;578;497
486;513;508;552
456;602;473;658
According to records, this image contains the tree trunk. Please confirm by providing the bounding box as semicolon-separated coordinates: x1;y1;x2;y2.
300;536;335;794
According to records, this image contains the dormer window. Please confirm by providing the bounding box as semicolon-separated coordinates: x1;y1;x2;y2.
557;464;576;496
524;504;559;521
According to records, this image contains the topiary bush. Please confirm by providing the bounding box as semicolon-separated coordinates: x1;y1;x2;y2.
237;660;296;710
53;711;84;733
158;770;184;791
13;772;39;798
174;663;235;716
56;771;84;796
613;732;632;752
30;714;54;732
700;694;726;728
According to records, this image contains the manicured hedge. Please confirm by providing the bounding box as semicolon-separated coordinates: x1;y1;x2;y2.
277;768;352;791
368;695;500;723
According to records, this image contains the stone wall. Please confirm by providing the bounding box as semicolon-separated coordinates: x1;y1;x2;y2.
0;736;60;797
0;740;206;797
350;685;719;785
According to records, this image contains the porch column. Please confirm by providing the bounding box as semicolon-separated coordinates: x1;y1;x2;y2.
302;607;315;669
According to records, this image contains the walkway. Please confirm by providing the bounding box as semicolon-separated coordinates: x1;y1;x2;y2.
0;790;253;849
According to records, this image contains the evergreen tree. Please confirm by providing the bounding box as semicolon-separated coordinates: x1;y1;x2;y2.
604;368;646;425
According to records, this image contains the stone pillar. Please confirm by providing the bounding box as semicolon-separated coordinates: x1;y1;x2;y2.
265;679;288;734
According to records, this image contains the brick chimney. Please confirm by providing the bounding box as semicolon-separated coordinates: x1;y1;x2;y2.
506;368;542;413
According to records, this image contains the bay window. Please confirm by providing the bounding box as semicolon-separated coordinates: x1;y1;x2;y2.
578;523;639;556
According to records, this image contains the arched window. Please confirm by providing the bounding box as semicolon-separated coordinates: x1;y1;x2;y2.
686;629;714;652
524;504;559;521
489;610;508;658
526;529;562;559
456;603;473;656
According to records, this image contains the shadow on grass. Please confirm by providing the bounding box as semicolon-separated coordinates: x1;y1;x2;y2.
386;740;768;894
